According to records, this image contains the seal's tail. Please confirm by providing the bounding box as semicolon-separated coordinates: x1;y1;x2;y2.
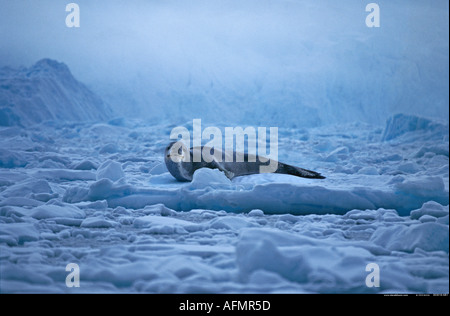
276;162;325;179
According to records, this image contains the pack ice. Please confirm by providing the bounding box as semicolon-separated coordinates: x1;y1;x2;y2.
0;61;448;293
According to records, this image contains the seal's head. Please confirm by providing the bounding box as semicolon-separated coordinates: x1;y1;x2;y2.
164;141;193;181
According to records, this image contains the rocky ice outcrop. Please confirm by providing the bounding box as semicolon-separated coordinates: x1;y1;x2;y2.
0;59;112;126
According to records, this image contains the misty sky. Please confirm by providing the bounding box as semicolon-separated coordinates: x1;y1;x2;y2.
0;0;448;125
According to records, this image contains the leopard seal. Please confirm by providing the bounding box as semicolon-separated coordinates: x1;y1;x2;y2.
164;141;325;182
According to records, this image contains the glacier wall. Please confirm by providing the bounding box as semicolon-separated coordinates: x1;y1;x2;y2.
0;0;448;127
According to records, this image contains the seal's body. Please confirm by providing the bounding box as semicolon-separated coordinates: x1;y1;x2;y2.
164;142;325;182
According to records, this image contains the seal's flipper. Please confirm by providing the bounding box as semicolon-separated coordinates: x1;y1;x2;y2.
276;162;325;179
208;159;235;179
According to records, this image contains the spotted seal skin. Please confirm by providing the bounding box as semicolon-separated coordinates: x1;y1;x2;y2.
164;141;325;182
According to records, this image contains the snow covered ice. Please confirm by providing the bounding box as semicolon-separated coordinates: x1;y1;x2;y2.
0;0;449;294
0;111;448;293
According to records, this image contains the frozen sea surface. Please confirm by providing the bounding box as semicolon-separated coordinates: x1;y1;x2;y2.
0;115;448;293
